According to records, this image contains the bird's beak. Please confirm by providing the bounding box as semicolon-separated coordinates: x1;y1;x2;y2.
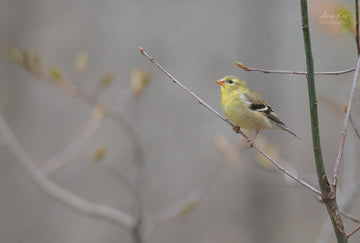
216;78;225;86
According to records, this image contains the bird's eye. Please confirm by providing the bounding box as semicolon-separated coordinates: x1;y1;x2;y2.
228;80;233;84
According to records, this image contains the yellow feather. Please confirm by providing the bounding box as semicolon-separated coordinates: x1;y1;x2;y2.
221;87;272;130
217;76;299;139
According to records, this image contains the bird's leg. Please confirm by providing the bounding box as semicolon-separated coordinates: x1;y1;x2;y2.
247;130;259;148
233;126;241;133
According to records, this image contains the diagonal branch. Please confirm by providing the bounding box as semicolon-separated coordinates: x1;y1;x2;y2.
338;210;360;224
332;56;360;187
347;226;360;238
43;104;105;173
139;47;321;196
0;113;136;229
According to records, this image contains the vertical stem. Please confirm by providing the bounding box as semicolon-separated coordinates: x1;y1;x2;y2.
300;1;347;242
332;56;360;186
300;0;325;192
356;0;360;55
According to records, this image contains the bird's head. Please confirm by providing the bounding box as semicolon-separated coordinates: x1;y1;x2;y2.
216;76;247;93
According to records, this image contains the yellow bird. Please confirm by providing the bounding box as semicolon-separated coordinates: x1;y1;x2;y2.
216;76;299;146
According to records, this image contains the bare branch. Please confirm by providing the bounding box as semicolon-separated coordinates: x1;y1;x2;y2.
338;210;360;224
254;145;320;195
332;55;360;187
139;47;321;196
347;226;360;238
139;47;238;132
235;61;355;76
0;113;136;229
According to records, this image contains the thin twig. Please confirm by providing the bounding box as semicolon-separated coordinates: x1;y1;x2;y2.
347;226;360;238
139;47;239;134
350;115;360;140
332;55;360;187
0;113;136;229
254;144;320;194
43;104;105;173
338;210;360;224
139;47;321;196
236;62;355;76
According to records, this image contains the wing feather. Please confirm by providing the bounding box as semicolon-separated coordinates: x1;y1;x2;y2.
243;89;285;126
241;88;300;139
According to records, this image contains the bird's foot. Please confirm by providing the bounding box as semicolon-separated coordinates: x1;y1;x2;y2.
233;126;241;133
246;130;259;148
246;138;254;148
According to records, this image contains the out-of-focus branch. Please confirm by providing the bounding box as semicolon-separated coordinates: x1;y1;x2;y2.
139;47;321;196
43;104;105;173
5;47;146;243
4;47;145;168
144;151;227;237
5;47;145;196
319;94;360;141
332;56;360;188
337;182;360;226
0;113;136;229
143;189;203;237
236;61;355;76
338;211;360;224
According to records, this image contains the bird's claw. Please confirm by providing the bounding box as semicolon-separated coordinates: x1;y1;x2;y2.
246;138;254;148
233;126;241;133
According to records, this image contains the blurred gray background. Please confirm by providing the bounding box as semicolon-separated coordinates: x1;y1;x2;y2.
1;0;360;242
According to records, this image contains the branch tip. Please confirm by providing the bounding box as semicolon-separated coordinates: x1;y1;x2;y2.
235;61;249;71
347;226;360;239
332;55;360;187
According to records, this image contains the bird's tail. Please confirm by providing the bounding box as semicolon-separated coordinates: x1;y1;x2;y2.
277;124;301;140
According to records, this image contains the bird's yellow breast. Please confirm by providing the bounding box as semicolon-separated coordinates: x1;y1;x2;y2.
221;90;272;131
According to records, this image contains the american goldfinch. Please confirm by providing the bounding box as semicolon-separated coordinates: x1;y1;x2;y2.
216;76;299;146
